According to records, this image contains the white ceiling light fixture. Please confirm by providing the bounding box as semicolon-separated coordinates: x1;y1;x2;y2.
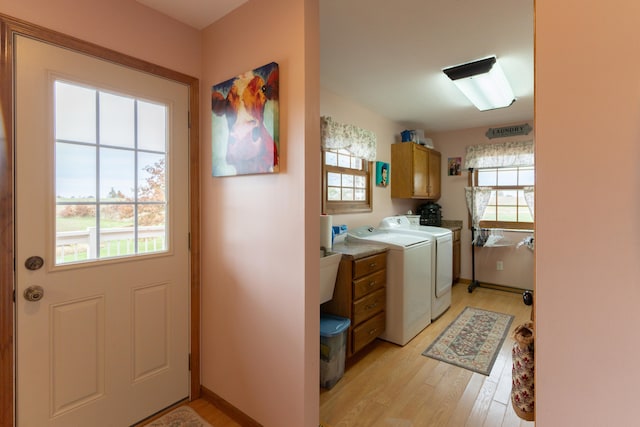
443;56;515;111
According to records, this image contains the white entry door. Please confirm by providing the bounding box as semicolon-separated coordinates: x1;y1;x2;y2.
15;35;190;426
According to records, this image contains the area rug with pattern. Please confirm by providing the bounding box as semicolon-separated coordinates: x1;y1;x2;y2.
422;306;514;375
146;406;212;427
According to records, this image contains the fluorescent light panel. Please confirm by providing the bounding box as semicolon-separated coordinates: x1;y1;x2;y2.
443;56;515;111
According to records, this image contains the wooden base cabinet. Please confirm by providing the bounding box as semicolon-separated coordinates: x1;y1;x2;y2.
391;143;441;200
321;251;387;358
452;228;461;283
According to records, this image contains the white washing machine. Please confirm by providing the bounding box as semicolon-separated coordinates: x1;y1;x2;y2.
348;226;432;346
379;216;453;320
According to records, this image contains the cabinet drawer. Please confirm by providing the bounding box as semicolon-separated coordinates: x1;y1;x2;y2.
352;288;385;325
352;311;385;354
353;269;386;300
353;253;386;279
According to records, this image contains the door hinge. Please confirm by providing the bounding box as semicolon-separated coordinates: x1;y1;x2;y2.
13;289;16;302
188;353;191;371
188;111;191;129
188;232;191;250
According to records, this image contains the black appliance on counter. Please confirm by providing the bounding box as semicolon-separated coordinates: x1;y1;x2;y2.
417;202;442;226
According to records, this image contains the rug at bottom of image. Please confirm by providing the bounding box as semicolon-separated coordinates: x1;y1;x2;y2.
422;306;514;375
146;406;212;427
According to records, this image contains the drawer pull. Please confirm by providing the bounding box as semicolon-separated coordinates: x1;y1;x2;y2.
365;303;378;310
369;262;377;268
368;281;376;288
369;328;378;335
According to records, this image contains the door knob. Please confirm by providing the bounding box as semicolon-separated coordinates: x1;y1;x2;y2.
25;256;44;271
24;285;44;302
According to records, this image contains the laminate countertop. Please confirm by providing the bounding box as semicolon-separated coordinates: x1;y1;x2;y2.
441;219;463;232
331;241;388;260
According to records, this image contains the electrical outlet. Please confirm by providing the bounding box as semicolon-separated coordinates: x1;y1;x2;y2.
496;261;504;271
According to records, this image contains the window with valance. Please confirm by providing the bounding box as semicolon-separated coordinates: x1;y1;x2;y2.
320;116;377;214
464;140;534;230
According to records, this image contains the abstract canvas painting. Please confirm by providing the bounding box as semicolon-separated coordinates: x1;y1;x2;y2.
211;62;279;177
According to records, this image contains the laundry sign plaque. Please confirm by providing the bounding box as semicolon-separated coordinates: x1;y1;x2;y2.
485;123;532;139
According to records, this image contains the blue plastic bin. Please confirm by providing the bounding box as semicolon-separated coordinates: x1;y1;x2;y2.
320;314;351;389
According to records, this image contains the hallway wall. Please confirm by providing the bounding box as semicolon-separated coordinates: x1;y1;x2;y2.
536;0;640;424
199;1;319;425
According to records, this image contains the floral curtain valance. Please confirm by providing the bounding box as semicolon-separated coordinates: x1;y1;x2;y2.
320;116;377;161
463;140;534;170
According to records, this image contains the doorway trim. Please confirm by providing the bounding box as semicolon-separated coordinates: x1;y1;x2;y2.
0;14;201;427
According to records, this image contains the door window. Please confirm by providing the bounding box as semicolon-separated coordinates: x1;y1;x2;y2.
54;80;168;265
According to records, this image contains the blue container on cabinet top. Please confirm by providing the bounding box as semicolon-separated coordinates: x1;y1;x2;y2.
401;129;412;142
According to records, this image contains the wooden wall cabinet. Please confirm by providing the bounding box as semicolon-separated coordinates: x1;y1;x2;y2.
452;228;461;283
321;251;387;358
391;143;441;199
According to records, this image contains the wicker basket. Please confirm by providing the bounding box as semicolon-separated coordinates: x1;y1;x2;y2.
511;321;535;421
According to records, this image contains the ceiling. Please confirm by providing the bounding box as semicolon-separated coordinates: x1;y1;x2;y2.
137;0;534;134
135;0;248;30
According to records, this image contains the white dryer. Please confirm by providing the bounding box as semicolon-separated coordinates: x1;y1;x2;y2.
347;226;432;346
380;216;453;319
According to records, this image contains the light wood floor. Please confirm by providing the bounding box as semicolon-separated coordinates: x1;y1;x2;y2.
185;399;244;426
320;283;534;427
180;283;534;427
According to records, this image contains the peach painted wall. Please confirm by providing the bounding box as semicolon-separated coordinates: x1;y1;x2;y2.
433;125;534;289
199;1;318;426
320;88;414;228
536;1;640;424
0;0;201;78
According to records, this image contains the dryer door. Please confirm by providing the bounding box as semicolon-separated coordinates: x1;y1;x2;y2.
435;236;453;296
